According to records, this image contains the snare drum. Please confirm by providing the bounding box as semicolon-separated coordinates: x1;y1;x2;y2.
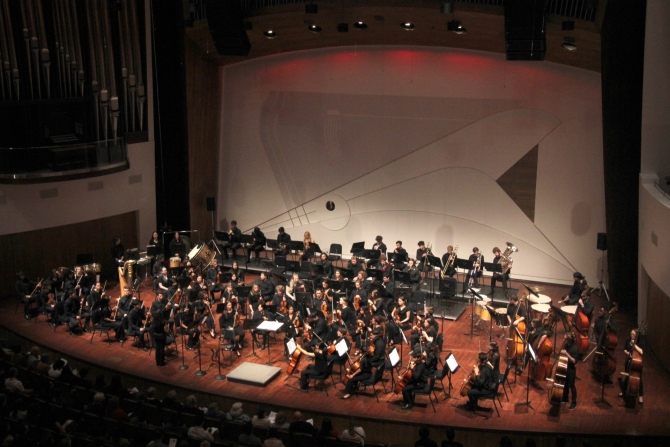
83;263;102;274
529;293;552;304
531;303;551;321
494;308;509;328
169;257;182;268
187;243;216;270
477;301;492;321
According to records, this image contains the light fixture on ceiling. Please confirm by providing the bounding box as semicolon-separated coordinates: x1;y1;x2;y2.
562;37;577;51
263;30;277;39
308;24;322;33
448;19;466;34
354;21;368;30
401;22;415;31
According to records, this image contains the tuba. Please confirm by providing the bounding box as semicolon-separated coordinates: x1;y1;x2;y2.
499;242;518;275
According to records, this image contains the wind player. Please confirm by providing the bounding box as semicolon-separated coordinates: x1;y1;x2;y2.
490;247;511;294
221;221;242;260
403;259;421;292
101;295;126;343
372;236;387;254
247;227;266;264
462;247;484;293
393;240;408;262
127;301;148;351
301;231;316;261
441;246;457;278
276;227;292;257
416;241;429;269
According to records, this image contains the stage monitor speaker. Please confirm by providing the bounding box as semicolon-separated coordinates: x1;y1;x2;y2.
206;197;216;211
205;0;251;56
597;232;607;251
439;277;457;297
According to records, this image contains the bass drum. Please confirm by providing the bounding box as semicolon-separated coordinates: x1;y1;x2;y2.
188;243;216;270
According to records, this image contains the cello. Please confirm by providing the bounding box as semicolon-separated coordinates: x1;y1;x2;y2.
287;346;303;375
528;336;554;381
623;322;646;404
506;295;527;362
394;358;417;394
591;303;618;377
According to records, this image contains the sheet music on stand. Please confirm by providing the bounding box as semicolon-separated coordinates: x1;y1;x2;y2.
400;329;409;345
257;321;284;332
286;338;297;356
528;343;537;362
335;339;349;356
446;352;460;373
388;347;401;368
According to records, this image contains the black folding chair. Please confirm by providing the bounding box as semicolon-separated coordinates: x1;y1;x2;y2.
357;363;387;402
413;377;438;413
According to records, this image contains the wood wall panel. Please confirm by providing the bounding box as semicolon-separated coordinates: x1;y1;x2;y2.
646;271;670;372
0;212;138;299
185;36;221;241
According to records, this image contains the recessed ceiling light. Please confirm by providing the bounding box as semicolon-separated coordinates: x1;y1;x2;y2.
401;22;415;30
354;21;368;30
308;24;322;33
454;25;467;34
562;42;577;51
263;30;277;39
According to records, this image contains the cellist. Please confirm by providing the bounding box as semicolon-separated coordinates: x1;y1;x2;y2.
464;352;497;411
298;343;329;391
341;344;373;399
619;328;644;405
519;318;548;375
399;347;431;409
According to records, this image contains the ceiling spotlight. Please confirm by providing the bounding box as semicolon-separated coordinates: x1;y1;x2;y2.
454;24;467;34
562;41;577;51
308;24;322;33
354;21;368;30
263;30;277;39
448;20;466;34
401;22;415;30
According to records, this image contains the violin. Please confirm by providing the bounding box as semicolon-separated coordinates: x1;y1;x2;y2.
354;296;361;311
279;300;288;315
333;310;343;326
293;313;302;329
320;301;330;320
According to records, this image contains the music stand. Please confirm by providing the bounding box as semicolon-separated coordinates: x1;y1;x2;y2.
366;268;383;282
464;288;483;338
288;241;305;254
455;258;474;296
257;320;284;365
285;261;302;273
389;252;408;264
244;319;261;359
265;239;279;265
310;243;323;260
296;292;313;309
394;271;411;285
363;249;380;262
444;351;460;400
522;340;537;410
214;231;229;243
339;268;355;280
387;347;401;390
350;242;365;257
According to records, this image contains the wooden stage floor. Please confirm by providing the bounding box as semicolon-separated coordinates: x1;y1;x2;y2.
3;278;670;440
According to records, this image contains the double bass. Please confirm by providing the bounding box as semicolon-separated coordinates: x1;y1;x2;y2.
624;322;646;403
549;337;569;405
591;303;618;377
571;296;591;355
528;336;554;381
506;297;527;361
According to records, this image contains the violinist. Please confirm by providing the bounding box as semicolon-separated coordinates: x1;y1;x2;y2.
441;246;457;278
305;311;328;349
348;256;365;277
619;328;644;404
341;346;373;399
388;297;412;346
327;326;351;364
192;291;216;339
520;319;547;374
298;343;330;391
312;289;328;314
301;231;316;261
247;227;267;264
176;303;200;350
249;284;263;307
560;333;579;410
400;347;432;410
127;301;148;351
156;267;170;293
560;272;586;305
229;261;245;283
276;226;291;257
320;280;334;305
250;302;274;350
410;316;437;348
259;272;275;303
369;327;386;368
330;270;344;292
187;274;206;302
219;301;244;357
403;259;421;291
369;290;386;317
287;273;304;301
355;271;372;293
464;352;497;411
372;235;387;254
349;281;368;307
318;253;334;279
206;259;223;294
221;220;242;260
592;305;618;344
339;297;356;331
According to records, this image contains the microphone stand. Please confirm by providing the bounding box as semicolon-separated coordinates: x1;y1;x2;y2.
214;335;226;380
520;329;535;411
464;288;482;337
195;342;206;376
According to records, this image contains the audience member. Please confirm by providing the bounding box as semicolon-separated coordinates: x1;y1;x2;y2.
227;402;251;423
263;427;286;447
4;368;32;393
238;421;262;447
272;411;290;431
341;418;366;445
188;414;215;442
416;427;438;447
317;418;339;439
289;411;316;436
442;427;464;447
252;406;272;428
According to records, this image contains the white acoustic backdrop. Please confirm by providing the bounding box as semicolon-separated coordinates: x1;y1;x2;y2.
217;46;604;285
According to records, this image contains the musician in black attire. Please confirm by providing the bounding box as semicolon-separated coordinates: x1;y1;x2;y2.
247;227;266;263
560;333;579;410
619;328;644;404
56;292;82;334
403;259;421;292
490;247;511;294
101;298;126;342
221;220;242;260
127;301;148;350
465;352;497;411
219;301;244;355
258;272;275;303
347;256;364;276
169;232;186;259
305;311;328;349
506;294;526;328
148;231;163;252
339;297;356;331
401;348;431;409
250;302;274;349
488;341;502;379
393;241;408;262
206;259;222;294
462;247;483;293
276;227;292;257
111;237;125;267
560;272;586;304
176;304;200;349
341;350;373;399
299;344;331;390
152;313;167;366
388;297;412;345
592;305;617;345
369;327;386;368
317;253;333;279
441;246;457;278
521;319;547;371
410;317;437;348
577;289;594;320
327;326;351;364
116;287;134;329
152;255;166;278
416;241;429;269
15;271;35;306
372;236;387;254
